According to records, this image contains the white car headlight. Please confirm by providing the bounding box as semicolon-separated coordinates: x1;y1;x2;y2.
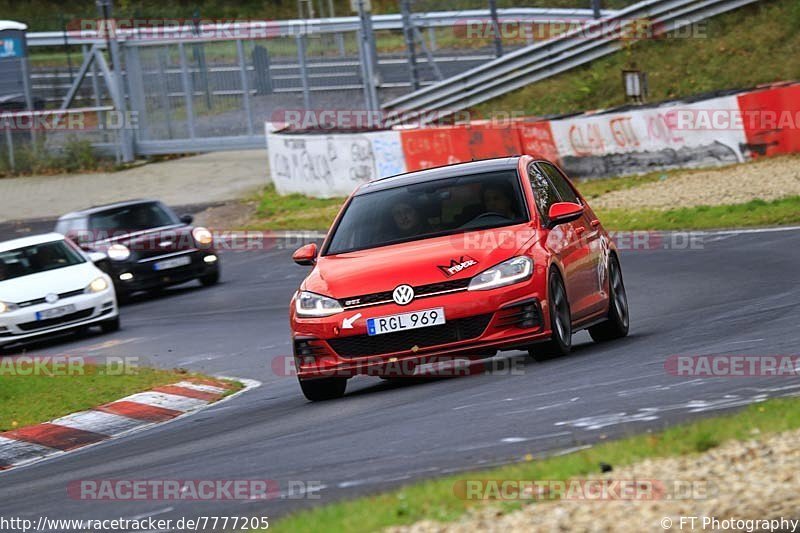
0;301;19;314
192;227;214;245
107;244;131;261
468;256;533;291
86;277;109;293
295;291;343;318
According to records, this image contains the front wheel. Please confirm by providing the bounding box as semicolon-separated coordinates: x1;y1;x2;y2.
529;269;572;362
100;316;121;333
200;270;220;287
588;254;629;342
299;377;347;401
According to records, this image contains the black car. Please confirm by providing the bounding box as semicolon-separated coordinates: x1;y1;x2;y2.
55;200;220;301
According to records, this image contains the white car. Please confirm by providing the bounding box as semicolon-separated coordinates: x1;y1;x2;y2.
0;233;119;349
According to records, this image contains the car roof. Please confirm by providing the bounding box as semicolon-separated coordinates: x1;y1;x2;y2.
355;156;521;195
0;232;64;253
57;199;160;220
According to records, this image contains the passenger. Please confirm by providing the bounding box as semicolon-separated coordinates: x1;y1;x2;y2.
482;182;517;219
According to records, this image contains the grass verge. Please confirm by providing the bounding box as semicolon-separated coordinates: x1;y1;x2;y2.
247;185;345;231
594;196;800;231
0;362;241;431
267;397;800;532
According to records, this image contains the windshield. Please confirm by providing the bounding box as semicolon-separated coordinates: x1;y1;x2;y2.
325;170;528;255
0;240;86;282
89;202;179;233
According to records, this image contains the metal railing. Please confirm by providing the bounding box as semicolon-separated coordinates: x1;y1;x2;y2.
383;0;762;120
26;7;618;46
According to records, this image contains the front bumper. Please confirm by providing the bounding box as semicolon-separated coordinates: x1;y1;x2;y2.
291;278;551;380
0;289;118;346
109;249;219;293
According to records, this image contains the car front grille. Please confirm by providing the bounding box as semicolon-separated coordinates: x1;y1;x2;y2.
339;278;471;308
327;313;493;358
17;309;95;331
16;288;85;308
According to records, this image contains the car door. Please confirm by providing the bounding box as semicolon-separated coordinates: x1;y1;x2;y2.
538;162;607;318
526;162;591;320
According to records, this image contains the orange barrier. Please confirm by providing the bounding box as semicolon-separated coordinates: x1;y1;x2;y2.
737;84;800;158
515;121;560;163
400;122;524;171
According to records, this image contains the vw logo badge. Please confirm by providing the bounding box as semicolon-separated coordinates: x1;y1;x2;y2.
45;293;59;304
392;284;414;306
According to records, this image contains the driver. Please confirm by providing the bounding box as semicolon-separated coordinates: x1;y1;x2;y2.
390;200;428;238
482;182;517;219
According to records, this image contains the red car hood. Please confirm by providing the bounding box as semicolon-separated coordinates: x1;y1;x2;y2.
303;224;538;298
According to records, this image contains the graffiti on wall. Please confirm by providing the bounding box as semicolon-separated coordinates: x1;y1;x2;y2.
268;130;406;197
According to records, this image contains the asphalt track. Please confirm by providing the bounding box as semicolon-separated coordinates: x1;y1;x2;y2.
1;226;799;530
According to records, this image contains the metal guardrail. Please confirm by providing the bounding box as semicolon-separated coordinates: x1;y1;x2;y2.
26;7;618;46
383;0;761;120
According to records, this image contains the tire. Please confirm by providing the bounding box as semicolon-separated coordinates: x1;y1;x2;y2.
115;289;131;305
529;268;572;362
589;254;630;342
200;270;220;287
100;316;121;333
299;377;347;401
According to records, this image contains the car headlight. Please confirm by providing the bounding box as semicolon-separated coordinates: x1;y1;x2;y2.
86;277;109;293
295;291;343;318
192;227;213;246
107;244;131;261
0;301;19;314
468;256;533;291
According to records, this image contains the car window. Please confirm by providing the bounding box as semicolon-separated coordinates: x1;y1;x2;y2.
0;240;86;282
88;202;179;233
538;162;580;205
325;170;528;255
527;163;560;225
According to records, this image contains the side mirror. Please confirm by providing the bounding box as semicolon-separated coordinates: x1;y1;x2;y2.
180;214;194;224
547;202;584;227
292;243;318;266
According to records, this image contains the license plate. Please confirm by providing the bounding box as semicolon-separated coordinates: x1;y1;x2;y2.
367;307;445;336
153;256;192;271
36;304;76;320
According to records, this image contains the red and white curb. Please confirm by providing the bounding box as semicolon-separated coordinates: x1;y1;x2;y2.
0;376;260;472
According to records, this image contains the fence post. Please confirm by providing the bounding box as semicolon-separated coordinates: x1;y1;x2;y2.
236;40;255;136
357;0;379;111
401;0;420;91
4;123;15;173
489;0;503;57
296;34;312;110
178;42;196;139
592;0;602;19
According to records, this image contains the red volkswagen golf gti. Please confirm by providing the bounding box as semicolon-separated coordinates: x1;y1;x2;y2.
289;156;629;401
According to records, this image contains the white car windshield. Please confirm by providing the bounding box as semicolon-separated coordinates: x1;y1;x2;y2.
0;241;86;282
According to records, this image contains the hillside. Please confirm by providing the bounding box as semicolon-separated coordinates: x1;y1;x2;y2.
474;0;800;117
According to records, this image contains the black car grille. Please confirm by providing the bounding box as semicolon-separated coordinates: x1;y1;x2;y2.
328;313;493;358
16;288;85;308
17;309;94;331
339;278;471;308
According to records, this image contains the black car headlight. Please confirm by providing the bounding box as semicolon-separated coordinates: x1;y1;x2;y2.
468;256;533;291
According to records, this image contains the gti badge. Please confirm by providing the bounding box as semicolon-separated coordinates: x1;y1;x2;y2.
392;284;414;305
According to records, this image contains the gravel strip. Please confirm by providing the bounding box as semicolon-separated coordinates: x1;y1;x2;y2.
389;427;800;532
592;156;800;211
